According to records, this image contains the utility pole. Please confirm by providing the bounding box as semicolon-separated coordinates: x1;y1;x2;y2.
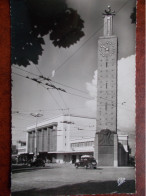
30;113;43;159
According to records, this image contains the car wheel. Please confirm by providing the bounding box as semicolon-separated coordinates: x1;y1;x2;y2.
94;167;96;169
85;165;88;169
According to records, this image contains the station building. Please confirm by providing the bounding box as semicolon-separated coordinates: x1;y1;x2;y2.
26;115;96;163
26;114;130;165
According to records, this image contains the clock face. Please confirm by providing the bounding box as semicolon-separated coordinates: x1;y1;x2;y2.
98;41;116;57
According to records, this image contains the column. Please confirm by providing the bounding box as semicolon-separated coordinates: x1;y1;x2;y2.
114;134;118;167
35;130;38;156
76;154;79;162
44;128;49;152
48;127;51;152
26;132;29;153
32;131;35;153
42;129;44;152
94;133;99;164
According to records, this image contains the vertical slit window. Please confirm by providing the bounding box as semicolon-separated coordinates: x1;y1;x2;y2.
105;103;107;111
106;62;108;68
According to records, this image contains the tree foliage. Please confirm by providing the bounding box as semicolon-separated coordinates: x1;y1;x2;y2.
11;0;84;67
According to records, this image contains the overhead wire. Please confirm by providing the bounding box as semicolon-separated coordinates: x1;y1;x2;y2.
11;106;86;113
12;0;133;81
33;65;77;115
11;0;132;78
34;67;70;112
12;65;90;94
12;72;92;100
12;0;135;145
12;0;135;115
12;71;135;113
12;65;135;112
33;64;42;76
53;0;133;74
11;70;108;101
29;64;70;114
12;59;134;110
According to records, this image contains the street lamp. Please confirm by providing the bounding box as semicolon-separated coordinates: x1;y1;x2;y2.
30;113;43;159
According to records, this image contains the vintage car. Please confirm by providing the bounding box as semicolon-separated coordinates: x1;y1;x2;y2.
75;155;97;169
28;158;45;167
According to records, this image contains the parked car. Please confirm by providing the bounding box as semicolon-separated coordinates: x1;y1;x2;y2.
27;158;45;167
75;155;97;169
128;156;135;167
11;155;18;164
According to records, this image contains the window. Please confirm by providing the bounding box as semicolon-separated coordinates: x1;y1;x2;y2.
105;103;107;111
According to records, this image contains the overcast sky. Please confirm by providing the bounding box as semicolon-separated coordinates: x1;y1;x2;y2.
12;0;136;144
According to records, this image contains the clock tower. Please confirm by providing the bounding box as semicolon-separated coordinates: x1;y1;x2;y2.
94;6;118;167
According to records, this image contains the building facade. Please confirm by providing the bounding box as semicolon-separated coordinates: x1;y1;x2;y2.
26;115;96;163
26;114;129;165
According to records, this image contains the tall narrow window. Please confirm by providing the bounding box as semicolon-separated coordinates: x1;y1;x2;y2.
106;62;108;68
106;82;108;89
105;103;107;111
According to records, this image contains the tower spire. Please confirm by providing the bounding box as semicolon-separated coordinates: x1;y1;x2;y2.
102;6;115;36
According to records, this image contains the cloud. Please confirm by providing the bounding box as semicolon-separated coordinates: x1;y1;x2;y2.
86;55;136;131
86;70;97;98
52;70;56;77
86;70;97;111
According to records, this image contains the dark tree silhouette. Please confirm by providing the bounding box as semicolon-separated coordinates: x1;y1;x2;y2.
11;0;84;67
130;7;136;24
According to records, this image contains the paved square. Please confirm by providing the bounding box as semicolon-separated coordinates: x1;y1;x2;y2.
12;164;135;194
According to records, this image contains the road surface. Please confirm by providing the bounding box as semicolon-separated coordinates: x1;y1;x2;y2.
11;163;135;195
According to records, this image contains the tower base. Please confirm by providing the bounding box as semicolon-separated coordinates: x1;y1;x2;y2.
94;129;118;167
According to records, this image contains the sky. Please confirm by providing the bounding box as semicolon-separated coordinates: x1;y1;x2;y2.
12;0;136;144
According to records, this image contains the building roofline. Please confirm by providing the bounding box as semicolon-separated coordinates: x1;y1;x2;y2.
67;114;96;120
46;150;94;154
26;114;96;131
41;113;96;120
27;122;58;132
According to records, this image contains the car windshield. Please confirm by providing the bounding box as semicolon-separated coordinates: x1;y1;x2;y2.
81;158;96;162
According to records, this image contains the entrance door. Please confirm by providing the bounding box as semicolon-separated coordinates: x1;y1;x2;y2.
72;155;76;163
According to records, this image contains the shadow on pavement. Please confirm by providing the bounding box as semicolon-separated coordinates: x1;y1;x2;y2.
12;163;64;174
12;167;52;174
12;180;135;195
